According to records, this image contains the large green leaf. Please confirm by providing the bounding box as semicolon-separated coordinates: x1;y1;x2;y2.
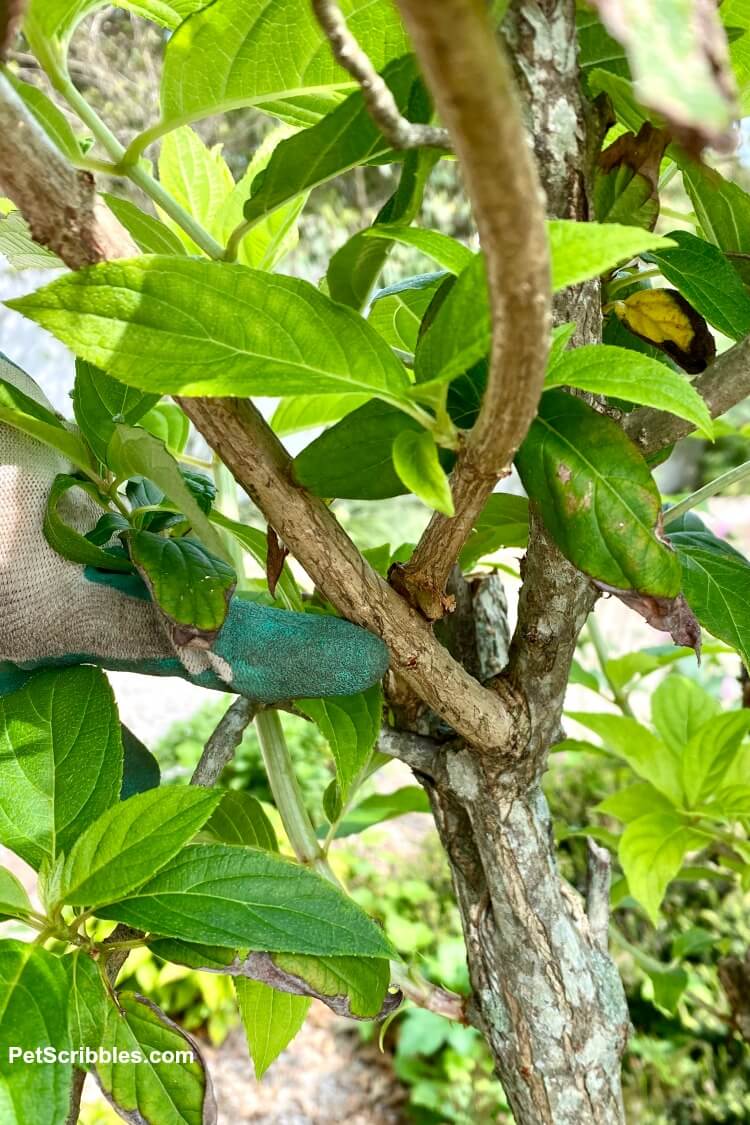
297;685;382;803
680;710;750;808
568;712;682;805
7;258;412;405
25;0;204;59
644;230;750;340
548;221;674;291
392;429;454;515
0;941;72;1125
458;494;529;570
107;423;229;561
515;390;681;595
59;786;222;908
96;992;215;1124
546;344;713;436
293;399;442;500
73;358;160;464
619;813;705;924
157;126;234;254
98;843;394;957
678;159;750;258
650;675;720;754
160;0;408;128
235;979;309;1079
242;57;420;229
126;531;236;640
0;667;122;869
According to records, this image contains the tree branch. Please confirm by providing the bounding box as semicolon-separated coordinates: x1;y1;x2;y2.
190;697;257;786
310;0;450;150
389;0;551;619
624;335;750;454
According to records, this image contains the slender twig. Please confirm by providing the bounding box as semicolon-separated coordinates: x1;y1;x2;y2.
311;0;451;150
663;458;750;526
255;709;324;866
586;838;612;953
387;0;551;619
64;1069;86;1125
190;697;257;786
587;615;635;718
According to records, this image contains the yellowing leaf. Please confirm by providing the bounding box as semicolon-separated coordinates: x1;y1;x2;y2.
612;288;715;373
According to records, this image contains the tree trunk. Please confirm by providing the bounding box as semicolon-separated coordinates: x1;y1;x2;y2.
397;4;631;1120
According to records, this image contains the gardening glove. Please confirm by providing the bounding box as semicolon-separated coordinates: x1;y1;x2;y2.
0;355;389;700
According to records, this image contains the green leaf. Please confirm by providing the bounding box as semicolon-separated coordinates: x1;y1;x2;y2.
545;344;713;437
73;358;160;463
25;0;204;58
605;646;699;693
158;126;234;253
0;667;122;869
271;394;368;437
650;675;720;754
59;786;222;908
107;423;229;561
0;867;33;922
0;941;72;1124
209;511;302;611
368;273;445;352
203;790;278;851
121;727;161;801
392;429;454;515
327;142;438;309
3;71;81;161
242;57;420;230
160;0;408;128
96;992;215;1124
568;712;681;804
670;541;750;668
619;813;705;924
588;69;652;135
597;782;674;823
680;711;750;808
458;494;529;570
293;400;441;501
644;230;750;340
126;531;235;641
214;125;306;271
297;686;382;804
515;390;680;595
7;257;412;404
272;953;392;1018
98;843;395;957
589;0;735;147
362;225;473;275
44;474;133;572
0;384;95;476
138;403;190;454
235;978;310;1079
622;940;688;1015
102;193;187;256
328;787;431;838
0;211;63;271
64;949;108;1054
677;158;750;257
549;220;675;292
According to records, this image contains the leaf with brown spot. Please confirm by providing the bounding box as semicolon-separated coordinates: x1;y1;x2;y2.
595;123;670;230
611;288;715;373
594;581;701;655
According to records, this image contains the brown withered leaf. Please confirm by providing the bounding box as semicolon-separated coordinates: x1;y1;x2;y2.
590;0;737;154
0;0;24;60
595;123;670;230
611;287;716;373
266;525;288;598
593;580;701;657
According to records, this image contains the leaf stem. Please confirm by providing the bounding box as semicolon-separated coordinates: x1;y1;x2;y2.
587;615;635;718
255;709;325;868
605;266;661;298
42;64;225;260
663;459;750;526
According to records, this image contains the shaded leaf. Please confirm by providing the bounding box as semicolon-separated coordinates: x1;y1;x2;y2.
595;123;670;230
368;272;445;352
0;866;33;922
203;790;278;852
103;193;187;256
327;787;431;838
73;358;160;463
392;429;454;516
459;493;529;570
121;726;161;801
44;474;133;572
297;686;382;803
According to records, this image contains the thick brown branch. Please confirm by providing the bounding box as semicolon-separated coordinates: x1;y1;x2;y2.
391;0;551;619
625;336;750;454
0;74;134;267
310;0;450;149
177;396;518;752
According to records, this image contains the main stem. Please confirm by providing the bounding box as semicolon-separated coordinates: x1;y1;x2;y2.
254;709;325;868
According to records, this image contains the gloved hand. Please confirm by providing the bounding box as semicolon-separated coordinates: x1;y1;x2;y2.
0;355;389;701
